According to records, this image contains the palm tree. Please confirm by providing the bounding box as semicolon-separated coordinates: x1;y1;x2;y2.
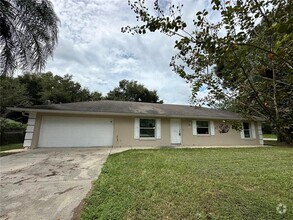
0;0;59;76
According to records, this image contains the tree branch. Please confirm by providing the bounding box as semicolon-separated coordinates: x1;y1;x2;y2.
237;43;293;69
239;65;275;122
253;0;271;25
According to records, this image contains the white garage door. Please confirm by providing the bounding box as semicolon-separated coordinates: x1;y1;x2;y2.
38;116;113;147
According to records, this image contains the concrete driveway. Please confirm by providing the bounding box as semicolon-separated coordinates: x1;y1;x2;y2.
0;147;127;220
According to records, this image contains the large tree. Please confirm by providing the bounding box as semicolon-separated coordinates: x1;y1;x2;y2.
1;72;103;121
0;76;30;114
39;73;92;104
105;79;163;103
123;0;293;143
17;72;102;105
0;0;59;76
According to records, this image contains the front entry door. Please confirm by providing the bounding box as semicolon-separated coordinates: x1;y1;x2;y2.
170;119;181;145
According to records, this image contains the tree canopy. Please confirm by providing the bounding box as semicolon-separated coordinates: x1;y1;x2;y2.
1;74;163;119
0;77;30;114
105;79;163;103
0;0;59;76
123;0;293;143
1;73;102;113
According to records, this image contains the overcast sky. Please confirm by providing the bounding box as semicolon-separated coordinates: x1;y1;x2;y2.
46;0;211;104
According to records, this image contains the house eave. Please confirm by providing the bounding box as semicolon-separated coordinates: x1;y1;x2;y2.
7;107;262;121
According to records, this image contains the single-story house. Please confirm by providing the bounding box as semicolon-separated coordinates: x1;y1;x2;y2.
8;100;264;148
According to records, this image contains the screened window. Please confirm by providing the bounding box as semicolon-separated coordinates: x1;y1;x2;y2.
197;121;210;134
140;119;156;138
243;122;251;138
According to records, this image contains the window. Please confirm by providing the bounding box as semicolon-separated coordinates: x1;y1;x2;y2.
241;122;256;139
140;119;156;138
193;120;215;136
197;121;210;134
243;122;251;138
134;118;161;139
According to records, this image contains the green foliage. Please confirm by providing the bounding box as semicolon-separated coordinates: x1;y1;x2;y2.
0;118;26;132
0;118;25;146
16;72;103;105
0;72;104;116
0;76;31;113
262;123;275;135
17;73;43;105
38;72;92;104
1;73;162;117
0;0;59;76
0;143;22;151
105;79;163;103
124;0;293;143
81;148;293;219
263;134;277;139
90;91;103;101
0;144;23;156
0;118;26;131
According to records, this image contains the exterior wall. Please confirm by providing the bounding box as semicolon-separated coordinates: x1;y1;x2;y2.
113;117;170;147
30;112;262;148
181;119;260;146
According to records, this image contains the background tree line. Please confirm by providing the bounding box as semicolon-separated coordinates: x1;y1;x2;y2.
0;72;163;114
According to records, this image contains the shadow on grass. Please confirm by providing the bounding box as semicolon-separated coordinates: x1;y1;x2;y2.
264;140;293;147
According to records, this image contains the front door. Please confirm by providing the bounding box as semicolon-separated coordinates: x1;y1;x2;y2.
170;119;181;145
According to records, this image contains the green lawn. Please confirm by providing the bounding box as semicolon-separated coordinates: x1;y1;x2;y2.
0;143;23;157
81;147;293;220
263;134;277;139
264;140;292;147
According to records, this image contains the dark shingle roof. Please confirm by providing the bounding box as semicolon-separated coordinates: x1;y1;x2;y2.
9;100;249;120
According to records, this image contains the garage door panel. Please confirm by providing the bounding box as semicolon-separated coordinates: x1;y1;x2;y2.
38;116;113;147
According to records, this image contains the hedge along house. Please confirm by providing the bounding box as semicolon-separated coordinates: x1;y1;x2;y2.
8;100;264;148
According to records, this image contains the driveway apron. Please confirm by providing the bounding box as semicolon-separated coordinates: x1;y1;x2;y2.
0;148;113;220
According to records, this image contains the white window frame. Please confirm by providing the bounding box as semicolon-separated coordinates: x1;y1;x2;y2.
139;118;156;138
241;122;256;139
193;120;215;136
243;122;251;138
134;118;161;140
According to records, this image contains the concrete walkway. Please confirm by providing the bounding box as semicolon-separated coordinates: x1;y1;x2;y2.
263;138;277;141
0;149;27;154
0;148;130;220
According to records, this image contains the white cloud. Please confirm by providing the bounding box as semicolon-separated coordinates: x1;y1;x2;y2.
46;0;210;104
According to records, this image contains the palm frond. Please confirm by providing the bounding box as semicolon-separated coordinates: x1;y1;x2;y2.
0;0;59;76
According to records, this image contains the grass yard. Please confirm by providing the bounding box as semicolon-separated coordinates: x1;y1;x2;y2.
264;140;292;147
263;134;277;139
0;143;23;152
81;147;293;220
0;143;23;157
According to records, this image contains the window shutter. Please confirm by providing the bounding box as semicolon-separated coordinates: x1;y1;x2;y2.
210;121;215;135
134;118;139;139
156;119;161;139
192;120;197;135
251;122;256;139
240;123;245;139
